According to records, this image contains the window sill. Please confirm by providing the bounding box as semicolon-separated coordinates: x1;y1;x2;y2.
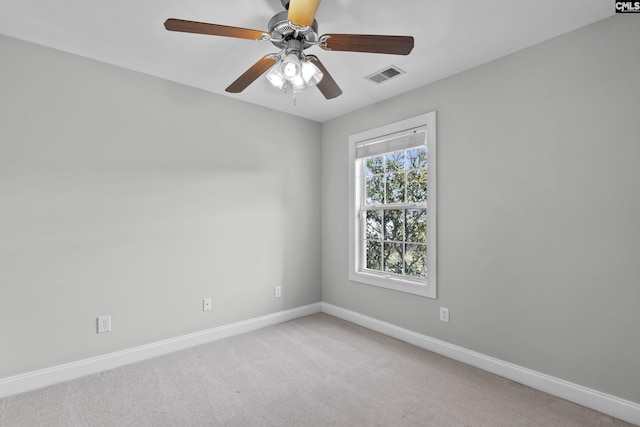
349;270;436;298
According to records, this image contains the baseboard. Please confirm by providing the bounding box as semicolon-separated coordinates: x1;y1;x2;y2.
321;302;640;426
3;302;638;425
0;303;322;399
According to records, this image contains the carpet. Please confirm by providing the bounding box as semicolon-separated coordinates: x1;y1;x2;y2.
0;313;634;426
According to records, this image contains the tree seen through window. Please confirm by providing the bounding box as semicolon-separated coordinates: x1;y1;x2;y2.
363;147;428;278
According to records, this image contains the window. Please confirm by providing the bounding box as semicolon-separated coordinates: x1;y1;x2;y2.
348;112;436;298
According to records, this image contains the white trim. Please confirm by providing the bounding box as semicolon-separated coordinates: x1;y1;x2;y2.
0;303;321;399
4;301;638;425
320;302;640;426
348;112;437;299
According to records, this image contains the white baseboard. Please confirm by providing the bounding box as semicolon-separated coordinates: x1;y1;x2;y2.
320;302;640;426
0;303;321;399
3;302;638;426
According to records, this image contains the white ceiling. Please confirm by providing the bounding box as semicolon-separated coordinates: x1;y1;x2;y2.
0;0;613;122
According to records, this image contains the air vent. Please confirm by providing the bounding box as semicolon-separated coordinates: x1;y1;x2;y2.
365;65;405;84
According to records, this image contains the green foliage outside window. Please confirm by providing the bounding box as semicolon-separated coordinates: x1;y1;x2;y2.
363;147;428;278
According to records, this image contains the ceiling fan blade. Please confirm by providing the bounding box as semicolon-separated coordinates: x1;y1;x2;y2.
287;0;322;27
307;55;342;99
321;34;414;55
226;55;278;93
164;19;269;41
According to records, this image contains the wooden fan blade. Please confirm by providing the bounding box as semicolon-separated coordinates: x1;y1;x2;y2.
226;55;278;93
307;55;342;99
164;19;268;41
321;34;414;55
287;0;322;27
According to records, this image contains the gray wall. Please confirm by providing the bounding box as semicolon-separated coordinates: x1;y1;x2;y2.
322;15;640;403
0;35;322;379
2;13;639;407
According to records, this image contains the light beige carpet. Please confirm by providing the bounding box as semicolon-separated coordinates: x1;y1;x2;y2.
0;313;635;426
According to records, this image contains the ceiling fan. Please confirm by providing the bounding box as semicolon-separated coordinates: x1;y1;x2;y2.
164;0;414;100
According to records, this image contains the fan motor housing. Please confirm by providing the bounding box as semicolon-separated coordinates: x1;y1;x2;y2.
268;11;318;50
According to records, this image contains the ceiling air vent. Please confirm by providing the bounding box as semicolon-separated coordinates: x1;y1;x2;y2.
365;65;406;84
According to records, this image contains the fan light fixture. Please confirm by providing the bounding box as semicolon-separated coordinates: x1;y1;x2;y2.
266;53;323;94
164;0;414;101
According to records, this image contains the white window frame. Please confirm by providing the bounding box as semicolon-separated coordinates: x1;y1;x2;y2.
348;112;436;298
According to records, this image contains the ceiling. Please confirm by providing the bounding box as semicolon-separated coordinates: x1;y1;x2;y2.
0;0;613;123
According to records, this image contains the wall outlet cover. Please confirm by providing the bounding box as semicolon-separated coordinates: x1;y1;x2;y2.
97;315;111;333
440;307;450;323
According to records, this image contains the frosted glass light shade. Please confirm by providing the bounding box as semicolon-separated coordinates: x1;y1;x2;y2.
281;54;302;80
301;61;323;87
265;55;324;94
265;64;286;90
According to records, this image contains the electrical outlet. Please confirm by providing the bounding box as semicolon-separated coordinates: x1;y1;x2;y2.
439;307;450;323
274;286;282;298
97;315;111;333
203;298;212;312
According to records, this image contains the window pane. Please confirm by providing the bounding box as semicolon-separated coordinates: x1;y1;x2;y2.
383;242;403;274
350;113;435;297
385;151;405;172
385;172;406;203
407;147;427;170
365;175;384;205
365;156;384;175
405;209;426;243
384;210;404;242
407;169;427;203
366;240;382;271
405;244;427;278
365;210;383;240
